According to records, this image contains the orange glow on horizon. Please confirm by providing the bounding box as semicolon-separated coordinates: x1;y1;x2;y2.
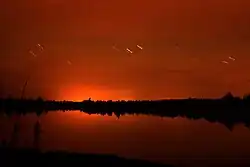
1;0;250;100
57;84;135;101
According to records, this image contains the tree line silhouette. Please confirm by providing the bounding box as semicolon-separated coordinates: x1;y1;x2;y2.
1;92;250;131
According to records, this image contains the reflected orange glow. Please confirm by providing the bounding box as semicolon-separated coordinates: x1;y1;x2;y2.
60;112;104;120
2;111;250;166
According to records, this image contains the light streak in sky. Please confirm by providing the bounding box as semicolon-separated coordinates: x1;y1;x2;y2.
36;44;44;53
126;48;133;54
136;44;143;50
29;43;45;58
228;56;235;61
23;43;45;99
37;44;44;50
112;43;143;56
221;60;229;64
29;50;37;57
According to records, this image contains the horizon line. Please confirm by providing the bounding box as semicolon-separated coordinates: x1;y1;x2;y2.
1;96;249;102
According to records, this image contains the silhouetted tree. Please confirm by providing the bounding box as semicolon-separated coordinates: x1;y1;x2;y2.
221;92;234;100
243;93;250;101
36;96;44;102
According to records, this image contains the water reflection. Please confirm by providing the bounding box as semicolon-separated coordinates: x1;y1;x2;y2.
1;110;250;167
9;121;20;147
2;108;249;131
2;97;250;131
33;120;42;149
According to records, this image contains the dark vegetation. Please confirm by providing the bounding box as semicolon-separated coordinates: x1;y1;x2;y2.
0;147;171;167
1;92;250;130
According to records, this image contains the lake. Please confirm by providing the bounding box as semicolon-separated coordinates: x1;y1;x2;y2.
1;110;250;167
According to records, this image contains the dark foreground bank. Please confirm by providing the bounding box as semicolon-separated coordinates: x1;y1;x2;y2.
0;147;172;167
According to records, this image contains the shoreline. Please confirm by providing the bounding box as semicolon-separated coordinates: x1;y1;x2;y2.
1;96;250;130
0;147;172;167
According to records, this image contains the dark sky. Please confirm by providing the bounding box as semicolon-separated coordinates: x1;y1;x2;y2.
1;0;250;100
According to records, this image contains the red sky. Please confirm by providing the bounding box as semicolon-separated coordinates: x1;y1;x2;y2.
1;0;250;100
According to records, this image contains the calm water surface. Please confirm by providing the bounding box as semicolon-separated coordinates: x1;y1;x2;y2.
1;110;250;167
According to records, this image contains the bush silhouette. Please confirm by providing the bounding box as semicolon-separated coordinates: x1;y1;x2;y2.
221;92;234;100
